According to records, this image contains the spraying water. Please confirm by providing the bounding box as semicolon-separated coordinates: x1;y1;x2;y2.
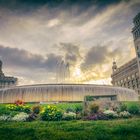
56;60;70;83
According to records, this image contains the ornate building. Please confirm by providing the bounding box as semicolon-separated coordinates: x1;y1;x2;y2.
0;60;17;88
111;12;140;100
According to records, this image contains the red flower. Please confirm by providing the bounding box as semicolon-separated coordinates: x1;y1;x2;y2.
14;100;24;106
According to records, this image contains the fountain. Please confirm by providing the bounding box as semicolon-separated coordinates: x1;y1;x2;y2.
0;84;138;103
56;60;70;83
0;60;138;103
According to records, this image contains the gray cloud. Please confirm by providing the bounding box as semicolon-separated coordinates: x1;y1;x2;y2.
60;42;81;65
0;0;139;55
0;0;139;84
80;44;134;81
45;53;62;71
0;45;62;72
81;46;108;70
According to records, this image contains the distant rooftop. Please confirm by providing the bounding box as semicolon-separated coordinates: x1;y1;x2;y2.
0;59;17;85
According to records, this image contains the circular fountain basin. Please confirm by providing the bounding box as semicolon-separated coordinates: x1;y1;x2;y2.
0;84;138;103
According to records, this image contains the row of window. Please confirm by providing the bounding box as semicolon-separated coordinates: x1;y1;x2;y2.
0;82;15;88
134;17;140;26
133;28;140;39
114;74;139;85
119;73;138;83
113;64;138;77
115;78;139;89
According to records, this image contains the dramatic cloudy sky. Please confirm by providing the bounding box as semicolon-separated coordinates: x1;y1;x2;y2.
0;0;139;85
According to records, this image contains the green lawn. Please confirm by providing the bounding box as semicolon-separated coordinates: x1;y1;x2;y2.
50;102;82;111
0;118;140;140
124;101;140;108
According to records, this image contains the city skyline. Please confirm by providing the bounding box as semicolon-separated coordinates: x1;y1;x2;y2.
0;0;140;85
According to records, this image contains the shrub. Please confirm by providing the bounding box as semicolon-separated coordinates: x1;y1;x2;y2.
62;112;76;120
9;111;19;117
22;105;31;114
0;106;11;115
32;105;41;114
119;111;131;118
97;112;108;120
85;112;108;121
41;105;63;121
103;110;118;119
7;104;31;114
0;105;19;117
85;96;94;101
75;106;83;114
120;104;127;112
89;103;99;114
12;112;29;122
0;115;12;121
27;113;38;121
76;114;82;120
85;115;98;120
66;108;75;113
6;104;17;111
128;105;139;115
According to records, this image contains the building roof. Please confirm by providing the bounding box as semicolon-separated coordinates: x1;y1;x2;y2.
0;76;17;83
0;59;17;84
117;57;137;71
111;57;138;77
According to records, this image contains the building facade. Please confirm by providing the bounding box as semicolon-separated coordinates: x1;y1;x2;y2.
132;13;140;77
0;60;17;88
111;12;140;100
111;58;140;93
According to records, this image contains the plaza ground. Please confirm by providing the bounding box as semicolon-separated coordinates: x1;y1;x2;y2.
0;118;140;140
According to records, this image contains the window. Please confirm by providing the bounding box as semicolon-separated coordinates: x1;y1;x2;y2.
137;52;140;58
132;74;135;78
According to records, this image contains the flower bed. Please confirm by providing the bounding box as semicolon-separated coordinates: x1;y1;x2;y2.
0;101;139;122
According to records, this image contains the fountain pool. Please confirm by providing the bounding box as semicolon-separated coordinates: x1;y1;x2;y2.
0;84;138;103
